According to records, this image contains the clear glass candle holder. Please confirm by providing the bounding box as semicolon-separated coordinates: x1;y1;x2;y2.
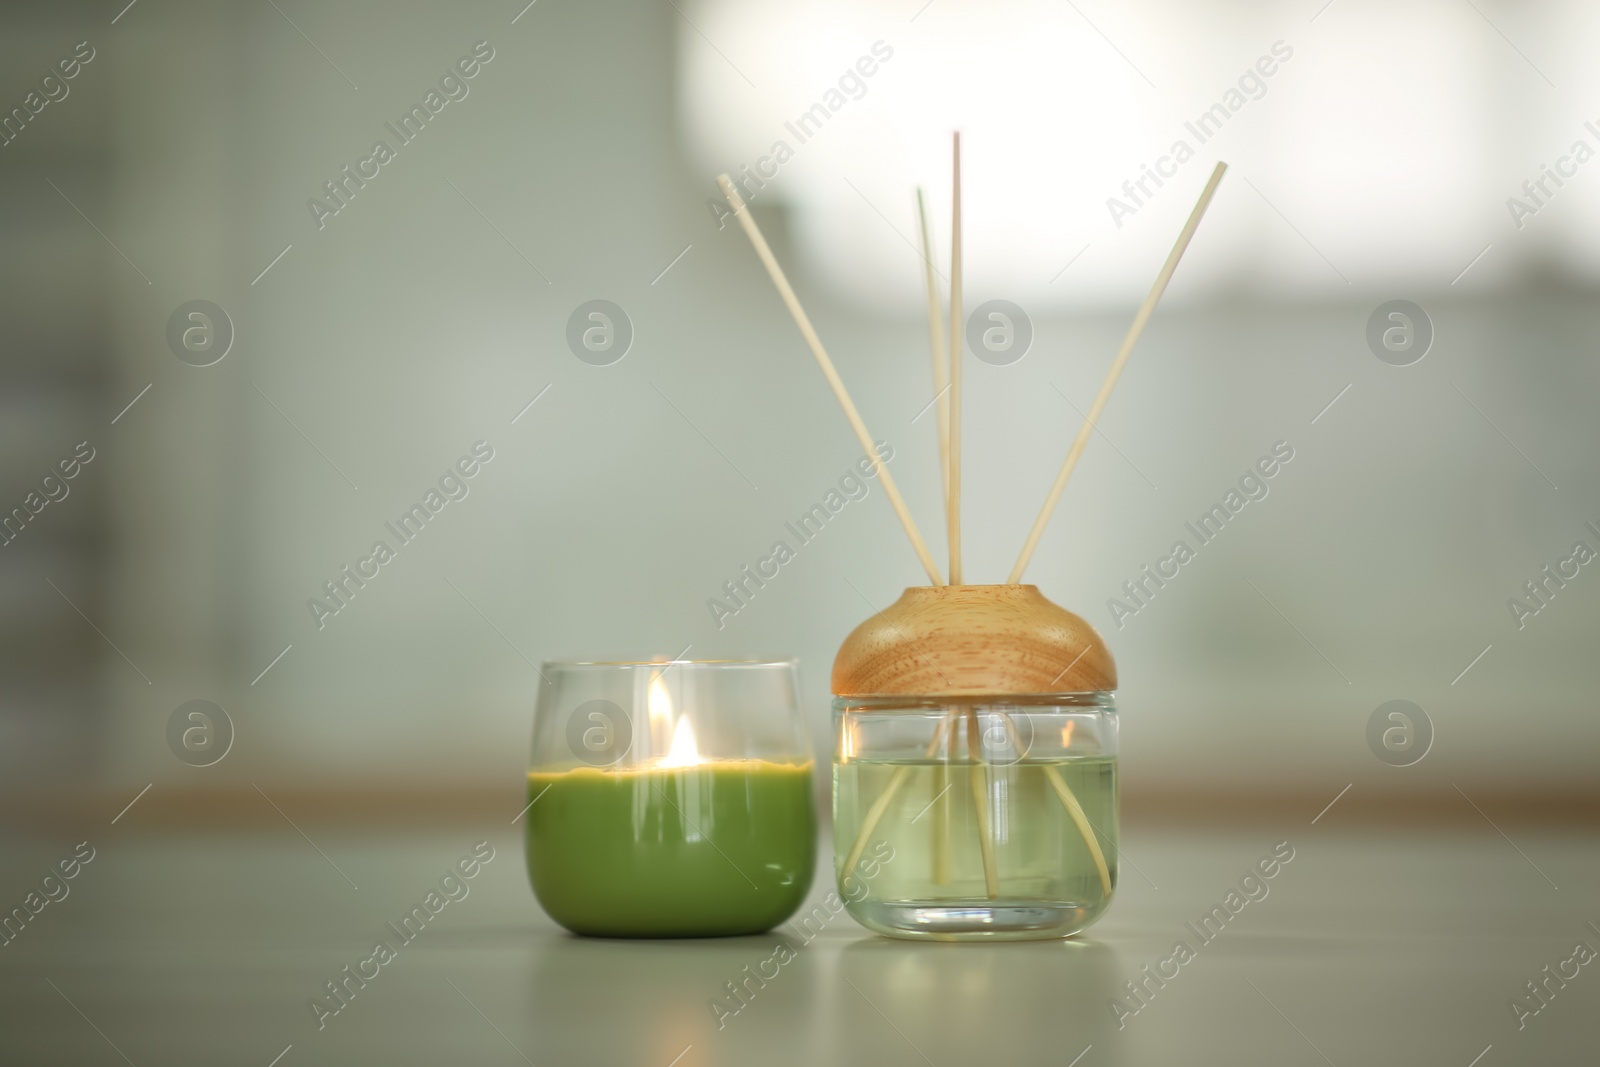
833;692;1118;941
525;659;816;938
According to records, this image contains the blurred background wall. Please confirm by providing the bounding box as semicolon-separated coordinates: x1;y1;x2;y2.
3;0;1597;816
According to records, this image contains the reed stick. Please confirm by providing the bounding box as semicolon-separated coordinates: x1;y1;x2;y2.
1044;766;1113;896
992;711;1111;895
1007;161;1228;584
933;708;954;884
718;175;946;587
914;187;952;507
946;134;965;585
918;184;955;883
966;707;1000;898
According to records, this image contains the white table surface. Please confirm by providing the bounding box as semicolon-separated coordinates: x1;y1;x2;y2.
1;822;1594;1066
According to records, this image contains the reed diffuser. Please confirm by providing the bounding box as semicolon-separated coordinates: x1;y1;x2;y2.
719;139;1225;939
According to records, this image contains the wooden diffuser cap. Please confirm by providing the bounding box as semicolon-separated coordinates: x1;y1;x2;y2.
832;584;1117;697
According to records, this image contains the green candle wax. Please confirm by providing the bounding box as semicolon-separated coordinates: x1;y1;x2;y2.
525;760;816;938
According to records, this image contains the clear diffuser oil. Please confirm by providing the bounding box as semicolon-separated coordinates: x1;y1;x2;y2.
833;699;1118;941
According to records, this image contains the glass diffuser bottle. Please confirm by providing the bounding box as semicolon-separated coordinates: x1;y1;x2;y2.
832;585;1118;941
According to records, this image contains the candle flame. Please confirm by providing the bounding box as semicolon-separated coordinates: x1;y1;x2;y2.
648;673;674;735
647;671;702;767
660;714;701;768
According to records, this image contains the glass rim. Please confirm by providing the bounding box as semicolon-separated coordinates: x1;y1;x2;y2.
540;657;798;670
833;691;1115;709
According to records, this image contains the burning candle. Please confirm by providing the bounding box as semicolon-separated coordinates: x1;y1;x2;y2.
525;660;816;938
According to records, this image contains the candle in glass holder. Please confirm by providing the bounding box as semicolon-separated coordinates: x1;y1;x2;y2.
525;661;815;938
